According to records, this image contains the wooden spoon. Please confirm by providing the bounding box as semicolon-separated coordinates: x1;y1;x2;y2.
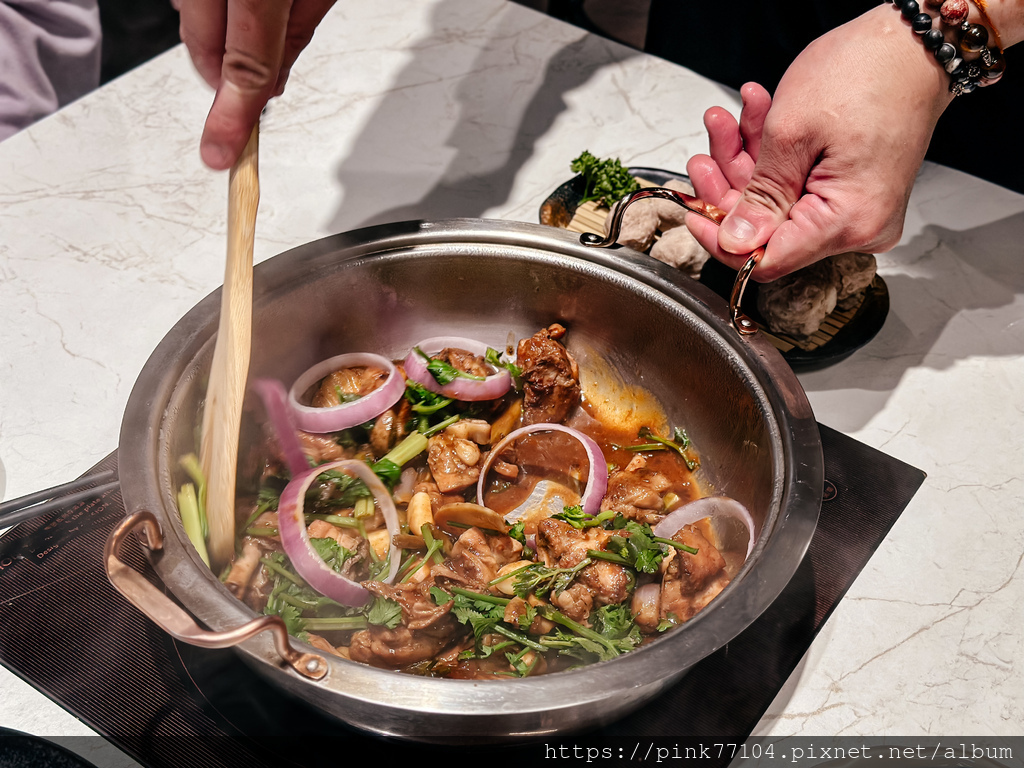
200;123;260;571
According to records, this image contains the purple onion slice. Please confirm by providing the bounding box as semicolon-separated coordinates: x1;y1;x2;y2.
278;459;401;607
652;495;757;560
403;336;511;401
251;378;311;478
478;423;608;520
288;353;405;433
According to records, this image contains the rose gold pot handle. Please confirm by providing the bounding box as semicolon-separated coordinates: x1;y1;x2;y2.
579;187;763;336
104;509;328;680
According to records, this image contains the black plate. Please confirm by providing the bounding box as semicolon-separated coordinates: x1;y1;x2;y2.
540;166;889;372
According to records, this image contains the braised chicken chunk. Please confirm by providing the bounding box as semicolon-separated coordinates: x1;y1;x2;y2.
516;323;581;425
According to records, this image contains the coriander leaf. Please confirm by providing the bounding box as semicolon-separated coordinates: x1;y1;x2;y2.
485;347;523;389
507;521;526;543
367;595;403;629
256;485;281;513
308;469;372;508
309;537;354;572
404;380;454;414
264;599;305;636
512;559;591;599
429;586;454;606
604;521;667;574
371;457;401;489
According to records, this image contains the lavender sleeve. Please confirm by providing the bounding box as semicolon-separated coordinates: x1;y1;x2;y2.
0;0;101;141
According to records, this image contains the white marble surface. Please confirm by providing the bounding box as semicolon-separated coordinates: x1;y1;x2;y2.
0;0;1021;750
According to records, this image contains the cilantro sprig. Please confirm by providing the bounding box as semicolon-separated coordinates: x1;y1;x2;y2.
552;504;615;530
414;347;486;386
485;347;523;390
570;150;641;207
625;426;699;470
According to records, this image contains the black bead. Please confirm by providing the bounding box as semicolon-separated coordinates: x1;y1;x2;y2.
912;12;933;33
923;28;944;49
935;42;956;63
901;0;920;19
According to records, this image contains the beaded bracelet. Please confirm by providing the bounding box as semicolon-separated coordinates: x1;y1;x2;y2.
889;0;1006;95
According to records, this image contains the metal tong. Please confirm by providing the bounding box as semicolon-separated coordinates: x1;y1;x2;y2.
578;187;764;336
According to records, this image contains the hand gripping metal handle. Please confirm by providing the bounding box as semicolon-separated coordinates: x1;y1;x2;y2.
104;509;328;680
579;187;764;336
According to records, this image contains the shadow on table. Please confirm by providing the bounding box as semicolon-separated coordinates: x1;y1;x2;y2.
799;209;1024;433
326;0;641;232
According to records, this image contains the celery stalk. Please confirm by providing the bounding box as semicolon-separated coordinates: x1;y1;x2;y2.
178;483;210;566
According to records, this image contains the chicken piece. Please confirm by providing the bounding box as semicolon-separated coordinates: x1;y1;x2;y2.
297;431;347;464
369;399;411;458
433;347;491;378
534;518;629;610
348;581;459;669
304;633;343;657
502;596;554;635
551;581;594;622
348;625;455;669
427;428;482;493
535;517;608;568
364;581;455;631
649;225;710;279
757;260;838;337
311;365;389;408
516;324;581;425
578;559;632;607
600;456;672;524
606;197;659;252
659;525;729;623
447;527;523;589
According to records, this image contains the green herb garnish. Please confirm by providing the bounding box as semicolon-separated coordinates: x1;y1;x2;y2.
413;347;486;386
367;595;403;629
570;150;641;207
625;426;699;470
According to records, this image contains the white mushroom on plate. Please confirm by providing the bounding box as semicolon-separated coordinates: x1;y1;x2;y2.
757;260;838;337
650;225;709;279
605;196;659;252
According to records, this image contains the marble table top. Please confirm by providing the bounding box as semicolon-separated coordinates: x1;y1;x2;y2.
1;0;1021;750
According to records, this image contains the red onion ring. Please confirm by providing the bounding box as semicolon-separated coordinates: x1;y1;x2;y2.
652;496;757;560
278;459;401;607
478;423;608;519
288;353;405;433
403;336;511;401
252;378;311;478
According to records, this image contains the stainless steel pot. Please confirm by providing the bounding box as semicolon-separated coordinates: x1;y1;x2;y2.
110;218;821;744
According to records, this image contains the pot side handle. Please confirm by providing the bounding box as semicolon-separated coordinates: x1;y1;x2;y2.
579;187;764;336
104;509;328;680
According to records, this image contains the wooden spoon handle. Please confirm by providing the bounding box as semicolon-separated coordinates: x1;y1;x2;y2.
201;123;260;570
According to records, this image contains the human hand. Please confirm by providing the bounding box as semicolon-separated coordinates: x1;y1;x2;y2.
685;4;954;280
176;0;337;170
